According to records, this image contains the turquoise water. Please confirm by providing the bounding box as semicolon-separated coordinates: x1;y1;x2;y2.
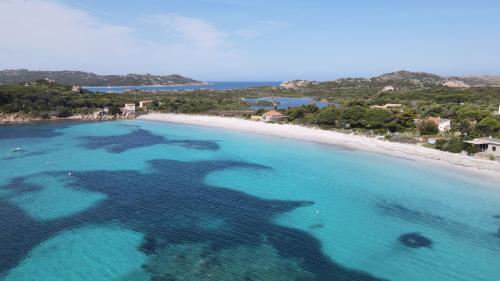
0;120;499;281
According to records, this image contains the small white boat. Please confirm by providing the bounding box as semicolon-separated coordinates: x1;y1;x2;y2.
11;147;23;152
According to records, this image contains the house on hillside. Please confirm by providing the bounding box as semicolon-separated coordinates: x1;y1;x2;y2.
139;100;154;109
262;110;287;123
370;103;402;109
464;137;500;157
438;119;451;132
123;103;136;113
421;117;451;132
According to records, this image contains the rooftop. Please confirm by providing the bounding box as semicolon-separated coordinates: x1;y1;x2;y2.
263;110;284;117
479;137;500;145
464;139;489;145
465;137;500;145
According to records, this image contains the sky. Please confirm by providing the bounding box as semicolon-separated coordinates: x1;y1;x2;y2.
1;0;500;81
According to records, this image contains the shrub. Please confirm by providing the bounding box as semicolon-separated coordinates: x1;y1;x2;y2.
108;106;122;115
418;120;439;135
446;138;465;153
476;117;500;137
436;137;466;153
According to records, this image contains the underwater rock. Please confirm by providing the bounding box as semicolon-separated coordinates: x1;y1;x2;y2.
80;129;220;153
2;150;50;161
309;223;324;229
377;201;446;224
139;236;157;255
399;232;433;248
0;158;384;281
143;241;315;281
299;201;315;207
150;276;173;281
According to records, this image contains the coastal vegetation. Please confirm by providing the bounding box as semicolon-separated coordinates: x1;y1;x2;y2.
1;70;499;154
0;80;247;118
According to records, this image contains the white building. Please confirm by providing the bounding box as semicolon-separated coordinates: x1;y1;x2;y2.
422;117;451;132
123;103;136;113
465;137;500;157
139;100;154;108
438;119;451;132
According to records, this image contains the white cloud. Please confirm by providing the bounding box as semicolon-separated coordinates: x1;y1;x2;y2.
143;14;227;49
0;0;239;77
0;0;135;68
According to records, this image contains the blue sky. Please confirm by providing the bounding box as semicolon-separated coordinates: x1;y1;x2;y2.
1;0;499;80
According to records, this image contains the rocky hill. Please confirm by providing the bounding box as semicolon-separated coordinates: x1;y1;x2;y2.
449;75;500;87
280;80;319;89
375;70;500;87
0;69;203;86
377;70;444;84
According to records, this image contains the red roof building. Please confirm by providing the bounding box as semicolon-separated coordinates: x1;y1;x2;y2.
262;110;287;123
263;110;284;117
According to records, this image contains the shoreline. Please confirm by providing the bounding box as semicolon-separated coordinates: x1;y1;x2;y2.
0;113;133;124
81;82;209;88
138;113;500;181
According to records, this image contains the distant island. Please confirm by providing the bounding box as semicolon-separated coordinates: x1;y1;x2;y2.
280;70;500;90
0;69;204;86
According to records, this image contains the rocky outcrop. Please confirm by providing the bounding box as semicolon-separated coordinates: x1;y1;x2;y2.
0;113;42;123
280;80;318;90
381;85;395;92
377;71;444;84
0;112;134;124
442;80;470;88
71;85;82;93
449;75;500;87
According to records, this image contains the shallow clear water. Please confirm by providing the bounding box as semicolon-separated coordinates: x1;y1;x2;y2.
0;120;499;281
83;81;281;93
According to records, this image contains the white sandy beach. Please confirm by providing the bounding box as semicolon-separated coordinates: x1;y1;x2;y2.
138;113;500;180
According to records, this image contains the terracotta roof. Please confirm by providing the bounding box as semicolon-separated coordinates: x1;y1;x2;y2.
426;117;440;125
263;110;284;116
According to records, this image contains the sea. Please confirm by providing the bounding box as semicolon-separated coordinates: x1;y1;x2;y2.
245;97;329;110
0;120;499;281
82;81;281;93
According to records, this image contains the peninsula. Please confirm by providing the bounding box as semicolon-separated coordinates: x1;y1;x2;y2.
0;69;204;86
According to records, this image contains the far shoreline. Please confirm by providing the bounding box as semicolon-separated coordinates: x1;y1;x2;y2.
137;113;500;182
82;81;209;89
